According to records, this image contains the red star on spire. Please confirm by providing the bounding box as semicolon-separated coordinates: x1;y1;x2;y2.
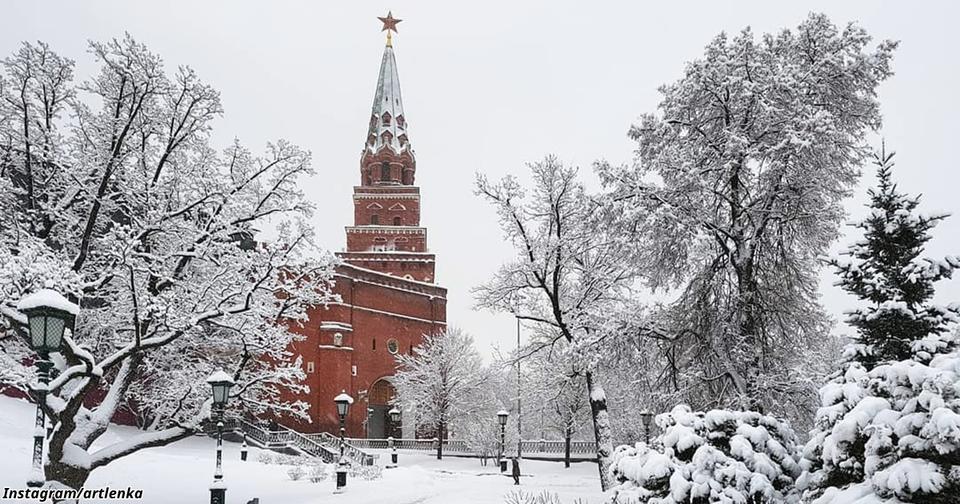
378;11;402;33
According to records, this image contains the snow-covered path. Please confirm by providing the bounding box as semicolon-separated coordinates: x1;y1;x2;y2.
0;397;603;503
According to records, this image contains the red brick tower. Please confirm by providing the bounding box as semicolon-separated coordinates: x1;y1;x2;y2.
339;22;436;283
280;13;446;439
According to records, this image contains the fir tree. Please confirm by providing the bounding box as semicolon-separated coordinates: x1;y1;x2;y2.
831;148;960;366
799;148;960;503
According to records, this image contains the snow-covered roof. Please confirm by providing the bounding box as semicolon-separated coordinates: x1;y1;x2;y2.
334;391;354;404
364;42;414;159
17;289;79;316
205;369;234;384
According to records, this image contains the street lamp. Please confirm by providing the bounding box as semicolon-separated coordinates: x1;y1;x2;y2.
18;288;77;488
206;369;234;504
334;390;353;492
640;410;654;444
497;410;509;473
365;407;374;438
388;407;401;467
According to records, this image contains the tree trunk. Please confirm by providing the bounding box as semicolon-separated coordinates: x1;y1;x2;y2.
45;459;90;503
735;261;763;411
585;371;613;490
436;421;444;460
564;430;571;469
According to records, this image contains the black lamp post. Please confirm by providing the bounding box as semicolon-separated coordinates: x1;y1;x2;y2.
365;407;373;438
497;410;509;473
18;288;76;488
206;369;234;504
334;391;353;492
388;407;401;467
640;410;654;444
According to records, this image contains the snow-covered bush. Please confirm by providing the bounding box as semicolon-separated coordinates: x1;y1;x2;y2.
345;462;382;480
503;490;587;504
286;465;305;481
799;333;960;503
608;406;802;504
256;451;275;465
275;453;305;466
308;463;328;482
358;464;383;481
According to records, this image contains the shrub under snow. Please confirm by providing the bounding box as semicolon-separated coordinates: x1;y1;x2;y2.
608;405;802;504
798;334;960;503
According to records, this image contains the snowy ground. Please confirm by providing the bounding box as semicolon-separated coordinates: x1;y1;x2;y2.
0;397;603;503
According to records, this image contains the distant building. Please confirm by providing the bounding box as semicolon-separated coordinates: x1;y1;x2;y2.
279;20;446;438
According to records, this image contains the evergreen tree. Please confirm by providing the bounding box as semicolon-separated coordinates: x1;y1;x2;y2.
831;148;960;366
799;149;960;503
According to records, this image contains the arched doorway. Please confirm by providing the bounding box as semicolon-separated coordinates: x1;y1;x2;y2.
367;378;398;439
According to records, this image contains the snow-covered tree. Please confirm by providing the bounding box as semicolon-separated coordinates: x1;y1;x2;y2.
798;334;960;504
798;153;960;503
475;156;639;489
831;148;960;366
598;13;897;414
0;37;335;490
518;348;590;468
393;327;491;460
608;405;803;504
459;367;512;467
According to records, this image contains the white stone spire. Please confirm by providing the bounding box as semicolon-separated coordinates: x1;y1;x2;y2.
365;43;412;157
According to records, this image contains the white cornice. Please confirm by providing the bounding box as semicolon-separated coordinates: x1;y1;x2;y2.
353;193;420;200
345;226;425;235
327;301;447;324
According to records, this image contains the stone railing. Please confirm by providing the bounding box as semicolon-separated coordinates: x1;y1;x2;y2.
305;432;378;466
518;439;596;455
209;419;376;465
344;437;596;458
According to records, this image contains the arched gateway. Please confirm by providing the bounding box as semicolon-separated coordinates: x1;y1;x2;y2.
367;378;399;438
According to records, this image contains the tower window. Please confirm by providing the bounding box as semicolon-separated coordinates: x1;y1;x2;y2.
307;361;315;373
381;162;391;181
373;338;377;350
370;214;379;225
387;339;399;354
393;216;402;226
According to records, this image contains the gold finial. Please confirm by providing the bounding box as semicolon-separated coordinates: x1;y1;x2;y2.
378;11;402;47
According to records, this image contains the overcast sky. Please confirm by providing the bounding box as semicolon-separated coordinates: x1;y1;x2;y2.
4;1;959;359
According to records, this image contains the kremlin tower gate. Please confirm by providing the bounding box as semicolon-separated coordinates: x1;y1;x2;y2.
279;13;447;439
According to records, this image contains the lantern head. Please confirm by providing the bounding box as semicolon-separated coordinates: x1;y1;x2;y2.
497;409;509;426
334;390;353;418
389;407;401;423
640;409;654;429
17;289;78;356
206;369;234;409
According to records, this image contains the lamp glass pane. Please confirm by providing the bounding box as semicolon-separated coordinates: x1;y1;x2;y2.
46;316;65;349
212;384;227;404
29;316;45;349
